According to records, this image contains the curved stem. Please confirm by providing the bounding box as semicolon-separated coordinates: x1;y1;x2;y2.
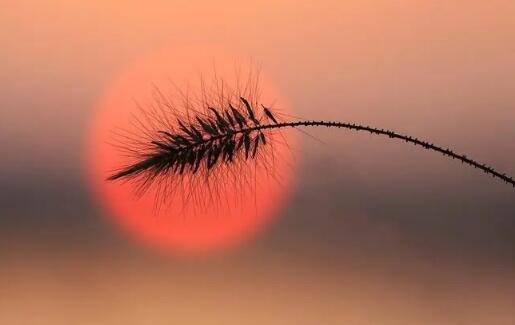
195;120;515;188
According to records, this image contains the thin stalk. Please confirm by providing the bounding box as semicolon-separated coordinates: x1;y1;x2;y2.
188;120;515;187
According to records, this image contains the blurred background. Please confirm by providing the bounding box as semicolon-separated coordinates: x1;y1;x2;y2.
1;1;515;324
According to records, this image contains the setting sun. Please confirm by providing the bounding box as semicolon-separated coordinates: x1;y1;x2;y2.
86;47;296;255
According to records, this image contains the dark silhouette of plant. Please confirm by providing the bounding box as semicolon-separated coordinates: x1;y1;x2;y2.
107;75;514;209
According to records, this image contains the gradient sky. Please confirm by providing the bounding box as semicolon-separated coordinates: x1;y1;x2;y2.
1;1;515;324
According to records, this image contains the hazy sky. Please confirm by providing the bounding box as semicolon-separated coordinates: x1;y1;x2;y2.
1;1;515;324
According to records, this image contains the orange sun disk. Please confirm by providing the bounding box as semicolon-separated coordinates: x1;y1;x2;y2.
86;47;296;255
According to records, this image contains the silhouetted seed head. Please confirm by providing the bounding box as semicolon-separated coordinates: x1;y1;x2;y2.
107;95;280;182
105;72;295;211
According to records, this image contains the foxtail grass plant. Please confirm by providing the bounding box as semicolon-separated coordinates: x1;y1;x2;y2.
108;74;514;209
